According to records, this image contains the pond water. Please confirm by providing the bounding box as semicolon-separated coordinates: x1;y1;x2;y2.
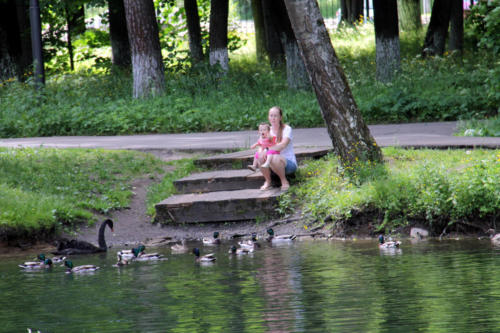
2;238;500;332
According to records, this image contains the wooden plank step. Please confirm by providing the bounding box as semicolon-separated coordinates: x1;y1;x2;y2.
155;188;283;223
174;169;264;193
195;146;332;170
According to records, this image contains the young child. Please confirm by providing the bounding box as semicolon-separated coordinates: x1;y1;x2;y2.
248;123;279;171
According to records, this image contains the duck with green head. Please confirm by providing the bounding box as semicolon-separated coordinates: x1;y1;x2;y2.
378;235;401;248
132;245;164;261
64;260;99;273
192;248;216;262
266;228;296;243
19;258;53;270
203;231;221;245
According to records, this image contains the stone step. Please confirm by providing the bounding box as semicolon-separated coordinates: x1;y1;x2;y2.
174;169;264;194
195;146;332;170
155;188;283;223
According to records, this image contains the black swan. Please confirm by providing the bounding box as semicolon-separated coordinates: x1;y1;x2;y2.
53;219;114;255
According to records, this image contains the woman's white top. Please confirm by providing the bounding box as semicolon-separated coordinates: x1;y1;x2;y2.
271;125;297;165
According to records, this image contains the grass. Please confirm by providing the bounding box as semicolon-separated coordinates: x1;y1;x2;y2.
0;148;166;239
0;24;498;138
456;115;500;137
283;148;500;233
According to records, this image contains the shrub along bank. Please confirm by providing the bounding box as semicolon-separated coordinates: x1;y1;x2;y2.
281;148;500;236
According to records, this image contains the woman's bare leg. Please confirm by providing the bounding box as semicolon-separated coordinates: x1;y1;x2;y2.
269;155;289;188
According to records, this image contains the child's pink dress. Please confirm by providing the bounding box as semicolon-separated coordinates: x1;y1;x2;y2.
255;137;279;159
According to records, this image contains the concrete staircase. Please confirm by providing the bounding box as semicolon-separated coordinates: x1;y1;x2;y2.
154;147;332;223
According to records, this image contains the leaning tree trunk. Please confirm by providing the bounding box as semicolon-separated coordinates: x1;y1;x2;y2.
184;0;204;63
422;0;452;56
397;0;422;31
272;0;309;90
123;0;165;98
209;0;229;72
374;0;400;82
261;0;285;69
448;0;463;53
108;0;131;68
283;0;382;167
251;0;267;62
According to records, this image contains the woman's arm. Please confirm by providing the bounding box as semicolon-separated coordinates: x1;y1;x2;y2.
268;137;290;152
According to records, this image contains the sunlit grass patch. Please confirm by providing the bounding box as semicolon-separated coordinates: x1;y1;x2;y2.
0;148;166;236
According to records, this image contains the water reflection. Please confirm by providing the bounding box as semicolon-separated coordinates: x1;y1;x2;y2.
2;239;500;332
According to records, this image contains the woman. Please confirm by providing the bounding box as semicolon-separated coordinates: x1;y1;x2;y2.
259;106;297;191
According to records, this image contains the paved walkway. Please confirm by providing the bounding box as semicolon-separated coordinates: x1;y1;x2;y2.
1;121;499;151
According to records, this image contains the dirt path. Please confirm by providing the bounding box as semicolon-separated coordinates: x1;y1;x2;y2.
65;151;320;251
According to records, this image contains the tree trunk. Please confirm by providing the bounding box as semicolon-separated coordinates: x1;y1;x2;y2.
108;0;131;68
251;0;266;62
422;0;451;56
374;0;400;82
397;0;422;31
123;0;165;98
184;0;204;63
283;0;382;167
340;0;363;25
65;4;75;71
209;0;229;72
271;0;309;90
0;0;25;80
16;0;32;80
448;0;463;53
261;0;285;69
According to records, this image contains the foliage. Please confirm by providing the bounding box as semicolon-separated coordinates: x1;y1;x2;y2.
0;148;165;237
456;115;500;137
285;149;500;232
465;0;500;54
146;158;202;219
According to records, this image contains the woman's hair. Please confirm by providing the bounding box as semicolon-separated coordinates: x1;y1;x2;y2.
269;106;285;143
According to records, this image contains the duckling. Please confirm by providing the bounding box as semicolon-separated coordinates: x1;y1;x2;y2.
171;239;189;253
113;254;129;267
266;228;296;243
64;260;99;273
131;245;165;261
378;235;401;248
229;245;253;255
19;258;53;270
192;248;216;262
203;231;221;246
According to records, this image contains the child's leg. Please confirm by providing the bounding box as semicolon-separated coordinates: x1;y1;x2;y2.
261;154;273;168
247;152;259;171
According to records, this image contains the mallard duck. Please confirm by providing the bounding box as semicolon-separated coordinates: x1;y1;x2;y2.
238;240;256;252
378;235;401;248
53;219;114;255
19;258;53;270
192;248;216;262
229;245;253;255
203;231;221;245
266;228;296;243
35;253;66;264
171;239;188;253
487;229;500;244
113;254;129;267
131;245;165;261
64;260;99;273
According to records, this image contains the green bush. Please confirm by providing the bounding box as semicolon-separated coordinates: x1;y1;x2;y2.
465;0;500;54
287;149;500;232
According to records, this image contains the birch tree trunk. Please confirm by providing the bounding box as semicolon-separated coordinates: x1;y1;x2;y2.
397;0;422;31
251;0;266;62
184;0;204;63
422;0;452;56
261;0;285;69
209;0;229;72
108;0;131;68
123;0;165;98
283;0;382;166
448;0;463;53
374;0;400;82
